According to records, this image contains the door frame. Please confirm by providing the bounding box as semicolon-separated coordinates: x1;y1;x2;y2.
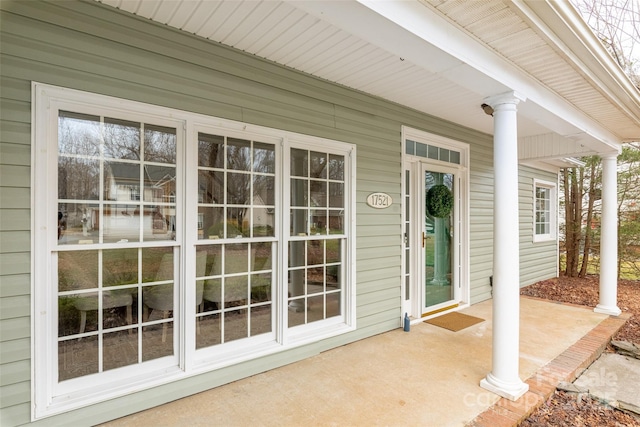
401;126;470;320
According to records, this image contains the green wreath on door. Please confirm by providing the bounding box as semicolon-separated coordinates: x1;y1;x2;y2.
426;184;453;218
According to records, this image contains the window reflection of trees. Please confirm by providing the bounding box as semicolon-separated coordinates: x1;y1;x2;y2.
227;138;251;171
310;151;327;179
197;133;275;239
145;125;177;164
58;111;177;244
58;111;101;156
328;154;344;180
104;118;140;160
58;158;100;200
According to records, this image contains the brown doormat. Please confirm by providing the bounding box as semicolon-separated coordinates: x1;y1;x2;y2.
424;312;484;332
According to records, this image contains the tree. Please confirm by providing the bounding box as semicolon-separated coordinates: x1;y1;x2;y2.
562;165;584;277
570;0;640;89
561;145;640;279
617;143;640;276
561;1;640;279
561;156;601;278
579;157;601;277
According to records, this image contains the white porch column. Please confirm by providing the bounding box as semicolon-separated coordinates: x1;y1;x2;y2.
480;91;529;401
595;154;621;316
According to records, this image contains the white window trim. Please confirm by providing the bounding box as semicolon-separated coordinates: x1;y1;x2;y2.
533;178;557;243
31;82;356;420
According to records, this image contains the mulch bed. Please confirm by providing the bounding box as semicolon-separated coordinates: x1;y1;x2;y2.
519;275;640;426
521;390;640;427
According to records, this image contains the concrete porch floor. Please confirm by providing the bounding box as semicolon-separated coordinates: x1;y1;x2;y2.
102;297;628;427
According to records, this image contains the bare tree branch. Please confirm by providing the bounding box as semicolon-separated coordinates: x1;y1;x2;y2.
571;0;640;88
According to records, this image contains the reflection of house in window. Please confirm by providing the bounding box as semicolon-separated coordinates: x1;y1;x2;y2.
251;195;275;235
197;213;204;230
129;186;140;201
105;162;176;202
309;209;344;234
105;163;140;201
103;162;176;239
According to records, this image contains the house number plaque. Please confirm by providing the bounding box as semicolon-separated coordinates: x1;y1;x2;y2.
366;192;393;209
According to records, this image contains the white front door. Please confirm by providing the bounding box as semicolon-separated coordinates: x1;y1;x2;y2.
402;127;469;319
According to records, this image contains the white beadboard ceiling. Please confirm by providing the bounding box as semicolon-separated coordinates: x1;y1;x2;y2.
96;0;640;156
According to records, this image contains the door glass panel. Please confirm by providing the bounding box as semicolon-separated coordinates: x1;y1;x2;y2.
424;171;454;308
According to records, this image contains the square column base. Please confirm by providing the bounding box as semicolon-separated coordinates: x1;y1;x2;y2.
480;376;529;401
594;305;621;316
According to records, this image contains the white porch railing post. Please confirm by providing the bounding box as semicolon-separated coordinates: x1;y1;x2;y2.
479;91;529;401
595;154;621;316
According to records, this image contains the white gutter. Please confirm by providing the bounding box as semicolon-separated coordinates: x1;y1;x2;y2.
512;0;640;141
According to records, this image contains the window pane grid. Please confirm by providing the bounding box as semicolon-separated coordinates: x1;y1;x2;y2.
287;238;343;327
288;146;345;327
57;109;179;382
534;184;553;238
58;112;177;246
405;139;461;165
56;245;177;380
198;133;275;240
196;133;276;349
290;149;345;237
197;242;274;348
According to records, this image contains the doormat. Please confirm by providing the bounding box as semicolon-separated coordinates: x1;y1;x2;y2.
424;312;484;332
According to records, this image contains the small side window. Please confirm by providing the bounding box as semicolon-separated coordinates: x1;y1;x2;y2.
533;179;557;242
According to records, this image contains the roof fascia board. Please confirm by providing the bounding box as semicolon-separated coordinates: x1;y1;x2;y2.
510;0;640;137
351;0;623;150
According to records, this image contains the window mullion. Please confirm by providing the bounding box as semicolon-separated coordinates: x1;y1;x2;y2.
279;138;290;346
183;122;197;371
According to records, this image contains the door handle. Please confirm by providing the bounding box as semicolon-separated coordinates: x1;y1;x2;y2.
422;232;430;248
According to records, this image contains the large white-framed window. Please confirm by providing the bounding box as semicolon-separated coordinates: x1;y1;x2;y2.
32;83;356;419
533;179;557;242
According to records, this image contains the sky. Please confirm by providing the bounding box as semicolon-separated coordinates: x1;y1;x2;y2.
570;0;640;78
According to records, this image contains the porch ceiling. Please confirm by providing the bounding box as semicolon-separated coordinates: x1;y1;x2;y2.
97;0;640;158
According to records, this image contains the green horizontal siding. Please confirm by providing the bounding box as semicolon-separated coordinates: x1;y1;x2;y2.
519;166;559;286
0;231;29;253
0;317;30;342
0;295;29;320
0;274;30;298
0;253;30;277
0;209;30;232
468;136;495;304
0;360;30;387
0;143;30;166
0;337;30;365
